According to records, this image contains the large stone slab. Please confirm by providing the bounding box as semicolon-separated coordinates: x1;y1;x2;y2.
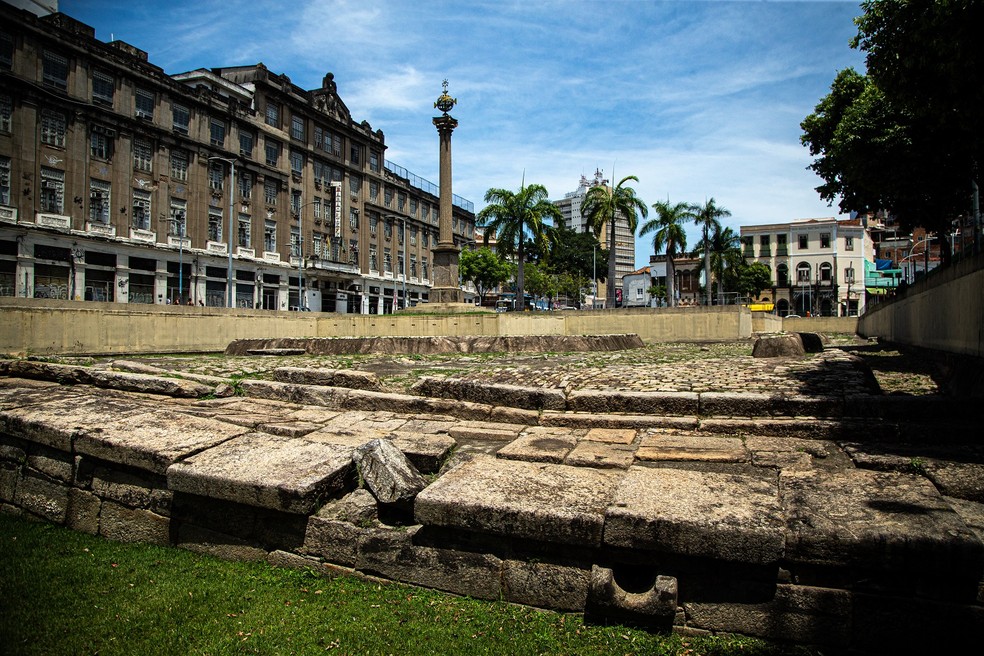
167;433;355;514
496;429;576;464
273;366;382;391
780;469;984;578
564;441;637;469
604;466;784;564
0;393;151;452
635;434;747;462
415;456;623;546
75;410;248;474
353;439;426;506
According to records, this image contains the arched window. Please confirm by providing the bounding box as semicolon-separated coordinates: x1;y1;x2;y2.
776;263;789;286
796;263;811;282
819;262;832;282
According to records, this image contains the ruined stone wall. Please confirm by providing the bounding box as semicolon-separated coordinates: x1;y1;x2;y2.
0;300;753;356
858;252;984;358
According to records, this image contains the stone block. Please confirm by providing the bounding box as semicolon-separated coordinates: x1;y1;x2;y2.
540;412;698;431
604;467;784;565
415;456;623;546
587;565;677;624
448;421;523;442
91;466;171;515
503;560;590;611
390;433;456;473
273;366;383;391
99;500;170;545
80;369;211;398
14;473;68;523
354;439;426;507
564;441;637;469
744;436;832;459
167;433;355;514
0;463;19;503
258;422;322;437
489;406;539;425
496;431;576;464
76;409;248;474
752;333;804;357
66;487;101;534
26;449;73;483
583;428;637;445
356;525;503;600
240;379;350;408
175;522;268;561
569;391;699;416
635;434;748;463
684;584;851;647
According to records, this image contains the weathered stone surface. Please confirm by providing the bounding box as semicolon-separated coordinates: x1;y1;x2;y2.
81;369;211;398
240;379;351;407
390;433;456;473
273;366;383;391
588;565;677;622
751;451;813;471
745;436;831;459
303;490;379;567
108;360;168;375
91;466;171;515
752;333;805;358
503;560;590;611
356;525;503;600
564;441;637;469
946;496;984;546
0;463;18;503
496;430;576;464
448;421;523;442
604;467;784;564
684;584;851;647
258;421;321;437
413;378;566;411
354;439;427;507
98;500;169;545
26;450;73;483
489;406;540;426
168;433;355;514
780;469;984;579
700;417;890;440
415;456;623;546
66;488;100;534
567;391;699;416
583;428;637;445
797;332;825;353
76;410;248;474
540;412;698;431
5;360;86;384
175;522;268;562
635;434;748;463
14;473;68;523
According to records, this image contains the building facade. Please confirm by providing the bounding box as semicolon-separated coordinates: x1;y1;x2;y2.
553;169;636;307
740;218;869;317
0;4;475;313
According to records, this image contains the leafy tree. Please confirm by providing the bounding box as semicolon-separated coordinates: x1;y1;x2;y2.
477;184;561;310
521;261;555;308
692;225;742;304
689;199;731;305
543;223;608;283
727;260;773;300
648;283;667;307
459;247;513;306
581;175;648;307
640;199;691;307
553;271;587;308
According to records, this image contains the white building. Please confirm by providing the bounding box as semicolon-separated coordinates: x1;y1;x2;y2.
740;218;870;317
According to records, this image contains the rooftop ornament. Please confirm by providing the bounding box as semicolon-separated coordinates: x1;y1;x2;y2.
434;79;457;116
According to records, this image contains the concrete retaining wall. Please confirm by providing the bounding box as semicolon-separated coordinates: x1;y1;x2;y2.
858;252;984;358
0;300;753;356
783;316;858;334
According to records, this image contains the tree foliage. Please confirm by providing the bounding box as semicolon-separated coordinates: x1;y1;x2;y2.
727;261;773;300
542;223;608;283
640;199;691;307
581;175;648;306
689;199;731;305
459;247;513;306
477;184;561;309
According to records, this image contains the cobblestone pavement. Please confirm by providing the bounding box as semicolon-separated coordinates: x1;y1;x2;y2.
69;338;941;397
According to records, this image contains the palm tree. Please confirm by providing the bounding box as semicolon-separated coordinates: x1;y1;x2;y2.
477;183;560;310
582;175;648;307
640;199;691;307
692;225;742;304
690;198;731;305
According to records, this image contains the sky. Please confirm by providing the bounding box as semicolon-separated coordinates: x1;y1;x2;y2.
61;0;867;270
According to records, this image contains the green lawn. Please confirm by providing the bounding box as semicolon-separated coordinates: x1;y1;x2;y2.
0;516;813;655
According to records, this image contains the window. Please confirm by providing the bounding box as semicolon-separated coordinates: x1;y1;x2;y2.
845;236;854;251
313;198;322;220
410;254;417;278
370;246;378;271
40;167;64;213
314;126;323;150
0;31;12;69
819;262;832;282
398;193;406;211
410;227;417;246
265;139;280;166
328;131;342;157
264;221;277;252
208;209;222;242
798;234;808;249
135;88;154;118
384;220;392;240
208;162;224;191
239;130;254;157
90;131;111;159
0;156;10;206
796;263;811;282
264;180;278;206
369;180;379;202
238;214;251;248
291;190;302;215
348;239;358;264
349;174;361;195
42;51;68;90
776;263;789;286
89;179;111;224
265;101;279;127
40;110;66;147
169;199;187;237
290;150;303;175
370;151;380;172
370;213;378;236
820;232;831;249
312;233;323;258
132;189;151;230
290;226;300;257
92;71;114;105
349;208;358;229
291;115;304;141
776;233;787;254
239;172;253;199
133;140;153;172
384;187;394;208
350;144;361;165
398;222;405;245
209;119;225;147
384;248;393;274
409;198;417;217
422;231;429;247
172;103;190;134
398;252;404;277
170;149;188;181
422;257;429;280
845;267;855;283
760;235;770;249
0;94;10;132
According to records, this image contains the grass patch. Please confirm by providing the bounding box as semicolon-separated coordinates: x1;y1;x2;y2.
0;516;813;655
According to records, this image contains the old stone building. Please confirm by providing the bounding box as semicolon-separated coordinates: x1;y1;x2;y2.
0;3;475;312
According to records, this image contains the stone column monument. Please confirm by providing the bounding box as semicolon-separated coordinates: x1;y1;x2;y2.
428;80;464;305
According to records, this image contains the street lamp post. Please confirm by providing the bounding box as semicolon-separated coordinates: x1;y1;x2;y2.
384;214;408;310
207;156;236;308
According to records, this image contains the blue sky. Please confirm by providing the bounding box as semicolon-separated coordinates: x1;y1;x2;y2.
62;0;866;269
